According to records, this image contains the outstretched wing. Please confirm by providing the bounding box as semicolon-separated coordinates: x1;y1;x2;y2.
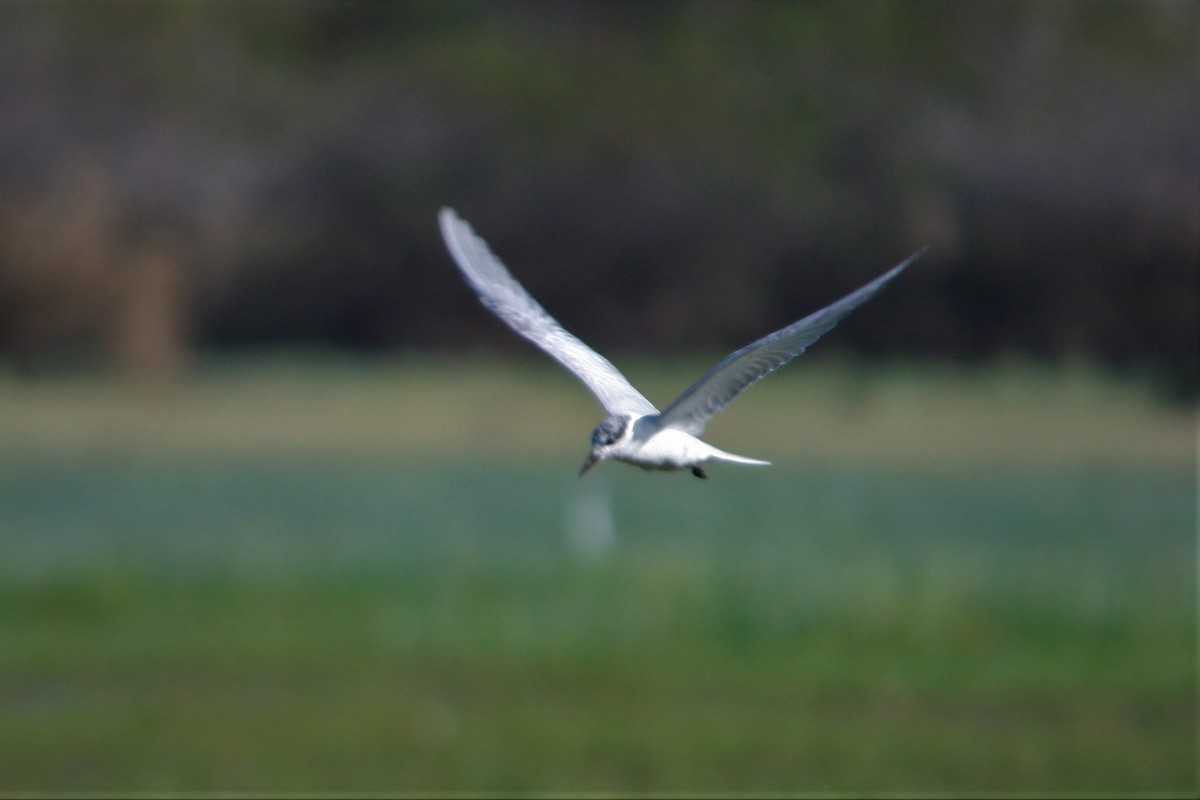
657;250;923;435
439;208;658;417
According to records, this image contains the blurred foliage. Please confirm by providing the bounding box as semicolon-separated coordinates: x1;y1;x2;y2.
1;356;1195;791
0;345;1193;792
0;452;1193;791
0;1;1196;398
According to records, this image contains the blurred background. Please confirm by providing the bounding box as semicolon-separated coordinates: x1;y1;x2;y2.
1;1;1196;794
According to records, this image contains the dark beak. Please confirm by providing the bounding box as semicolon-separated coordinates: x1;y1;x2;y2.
579;452;599;477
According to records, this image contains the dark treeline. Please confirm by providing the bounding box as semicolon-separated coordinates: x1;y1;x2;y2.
0;2;1195;399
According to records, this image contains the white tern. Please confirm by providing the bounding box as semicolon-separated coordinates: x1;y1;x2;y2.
439;207;922;478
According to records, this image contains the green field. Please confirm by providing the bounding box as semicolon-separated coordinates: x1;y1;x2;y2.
0;356;1195;794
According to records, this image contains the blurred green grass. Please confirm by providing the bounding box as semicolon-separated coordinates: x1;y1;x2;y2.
0;356;1194;793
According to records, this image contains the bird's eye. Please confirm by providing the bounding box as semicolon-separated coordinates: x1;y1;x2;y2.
593;419;625;447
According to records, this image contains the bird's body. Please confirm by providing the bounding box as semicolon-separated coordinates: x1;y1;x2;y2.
439;207;922;478
583;414;769;478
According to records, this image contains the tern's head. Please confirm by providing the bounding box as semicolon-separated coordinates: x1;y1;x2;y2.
580;414;633;476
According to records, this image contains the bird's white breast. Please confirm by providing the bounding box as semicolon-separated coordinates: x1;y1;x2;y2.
624;424;713;469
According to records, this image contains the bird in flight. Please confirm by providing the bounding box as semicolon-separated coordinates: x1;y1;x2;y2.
439;207;922;479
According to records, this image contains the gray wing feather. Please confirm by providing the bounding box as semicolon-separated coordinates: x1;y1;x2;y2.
439;208;658;417
657;250;924;435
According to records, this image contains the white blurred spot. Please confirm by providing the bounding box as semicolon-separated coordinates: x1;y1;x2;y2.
565;476;616;561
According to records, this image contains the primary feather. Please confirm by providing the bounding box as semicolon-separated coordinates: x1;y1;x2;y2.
656;250;923;435
439;208;658;417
